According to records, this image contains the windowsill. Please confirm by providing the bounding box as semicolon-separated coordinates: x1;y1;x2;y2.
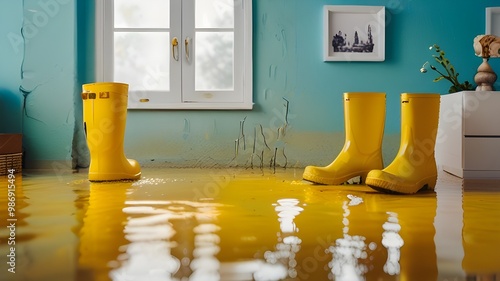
127;102;254;110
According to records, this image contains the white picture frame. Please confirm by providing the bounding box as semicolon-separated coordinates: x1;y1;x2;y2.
486;7;500;36
323;5;385;62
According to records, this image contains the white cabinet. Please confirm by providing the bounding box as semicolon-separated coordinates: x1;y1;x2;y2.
436;91;500;179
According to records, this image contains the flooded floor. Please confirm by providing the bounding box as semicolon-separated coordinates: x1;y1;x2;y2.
1;167;499;281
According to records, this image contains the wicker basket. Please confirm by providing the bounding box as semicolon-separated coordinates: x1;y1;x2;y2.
0;153;22;175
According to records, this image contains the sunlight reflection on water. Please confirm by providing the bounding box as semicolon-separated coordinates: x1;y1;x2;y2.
3;169;500;281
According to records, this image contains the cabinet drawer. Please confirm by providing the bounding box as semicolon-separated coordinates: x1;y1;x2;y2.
463;92;500;136
464;137;500;170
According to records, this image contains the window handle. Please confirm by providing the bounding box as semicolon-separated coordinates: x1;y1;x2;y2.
172;37;179;61
185;37;191;62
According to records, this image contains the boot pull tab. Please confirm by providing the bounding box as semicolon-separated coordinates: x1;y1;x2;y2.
81;92;97;99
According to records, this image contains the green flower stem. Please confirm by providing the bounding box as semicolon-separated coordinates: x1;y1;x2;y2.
423;44;474;93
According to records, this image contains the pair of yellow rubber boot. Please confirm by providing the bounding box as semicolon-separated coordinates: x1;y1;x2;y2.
82;82;141;181
302;92;440;194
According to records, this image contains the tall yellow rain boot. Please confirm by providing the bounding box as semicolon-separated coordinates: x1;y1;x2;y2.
82;82;141;181
365;93;440;194
303;92;386;185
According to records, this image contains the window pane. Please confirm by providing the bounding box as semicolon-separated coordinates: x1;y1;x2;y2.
114;0;170;28
195;0;233;28
195;32;234;91
114;32;170;91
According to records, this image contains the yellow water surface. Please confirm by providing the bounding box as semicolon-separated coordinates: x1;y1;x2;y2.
0;168;499;281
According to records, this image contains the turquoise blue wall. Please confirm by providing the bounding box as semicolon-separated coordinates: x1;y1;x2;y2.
1;0;499;170
0;0;76;171
0;1;23;134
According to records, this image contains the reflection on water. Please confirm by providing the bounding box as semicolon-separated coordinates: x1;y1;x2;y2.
381;212;403;276
327;195;370;281
256;198;304;280
77;181;129;280
462;191;500;280
2;169;500;280
78;178;226;281
109;200;224;281
387;191;438;281
1;173;81;281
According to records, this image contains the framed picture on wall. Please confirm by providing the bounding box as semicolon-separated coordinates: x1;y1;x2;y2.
323;5;385;62
486;7;500;36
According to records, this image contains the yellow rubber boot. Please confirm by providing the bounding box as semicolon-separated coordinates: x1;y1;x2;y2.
303;92;386;185
366;93;440;194
82;82;141;181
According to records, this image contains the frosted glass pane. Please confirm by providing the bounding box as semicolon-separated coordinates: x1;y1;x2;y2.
195;32;233;90
114;32;170;91
115;0;170;28
195;0;233;28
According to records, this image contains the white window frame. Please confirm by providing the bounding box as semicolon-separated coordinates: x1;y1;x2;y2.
94;0;253;110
